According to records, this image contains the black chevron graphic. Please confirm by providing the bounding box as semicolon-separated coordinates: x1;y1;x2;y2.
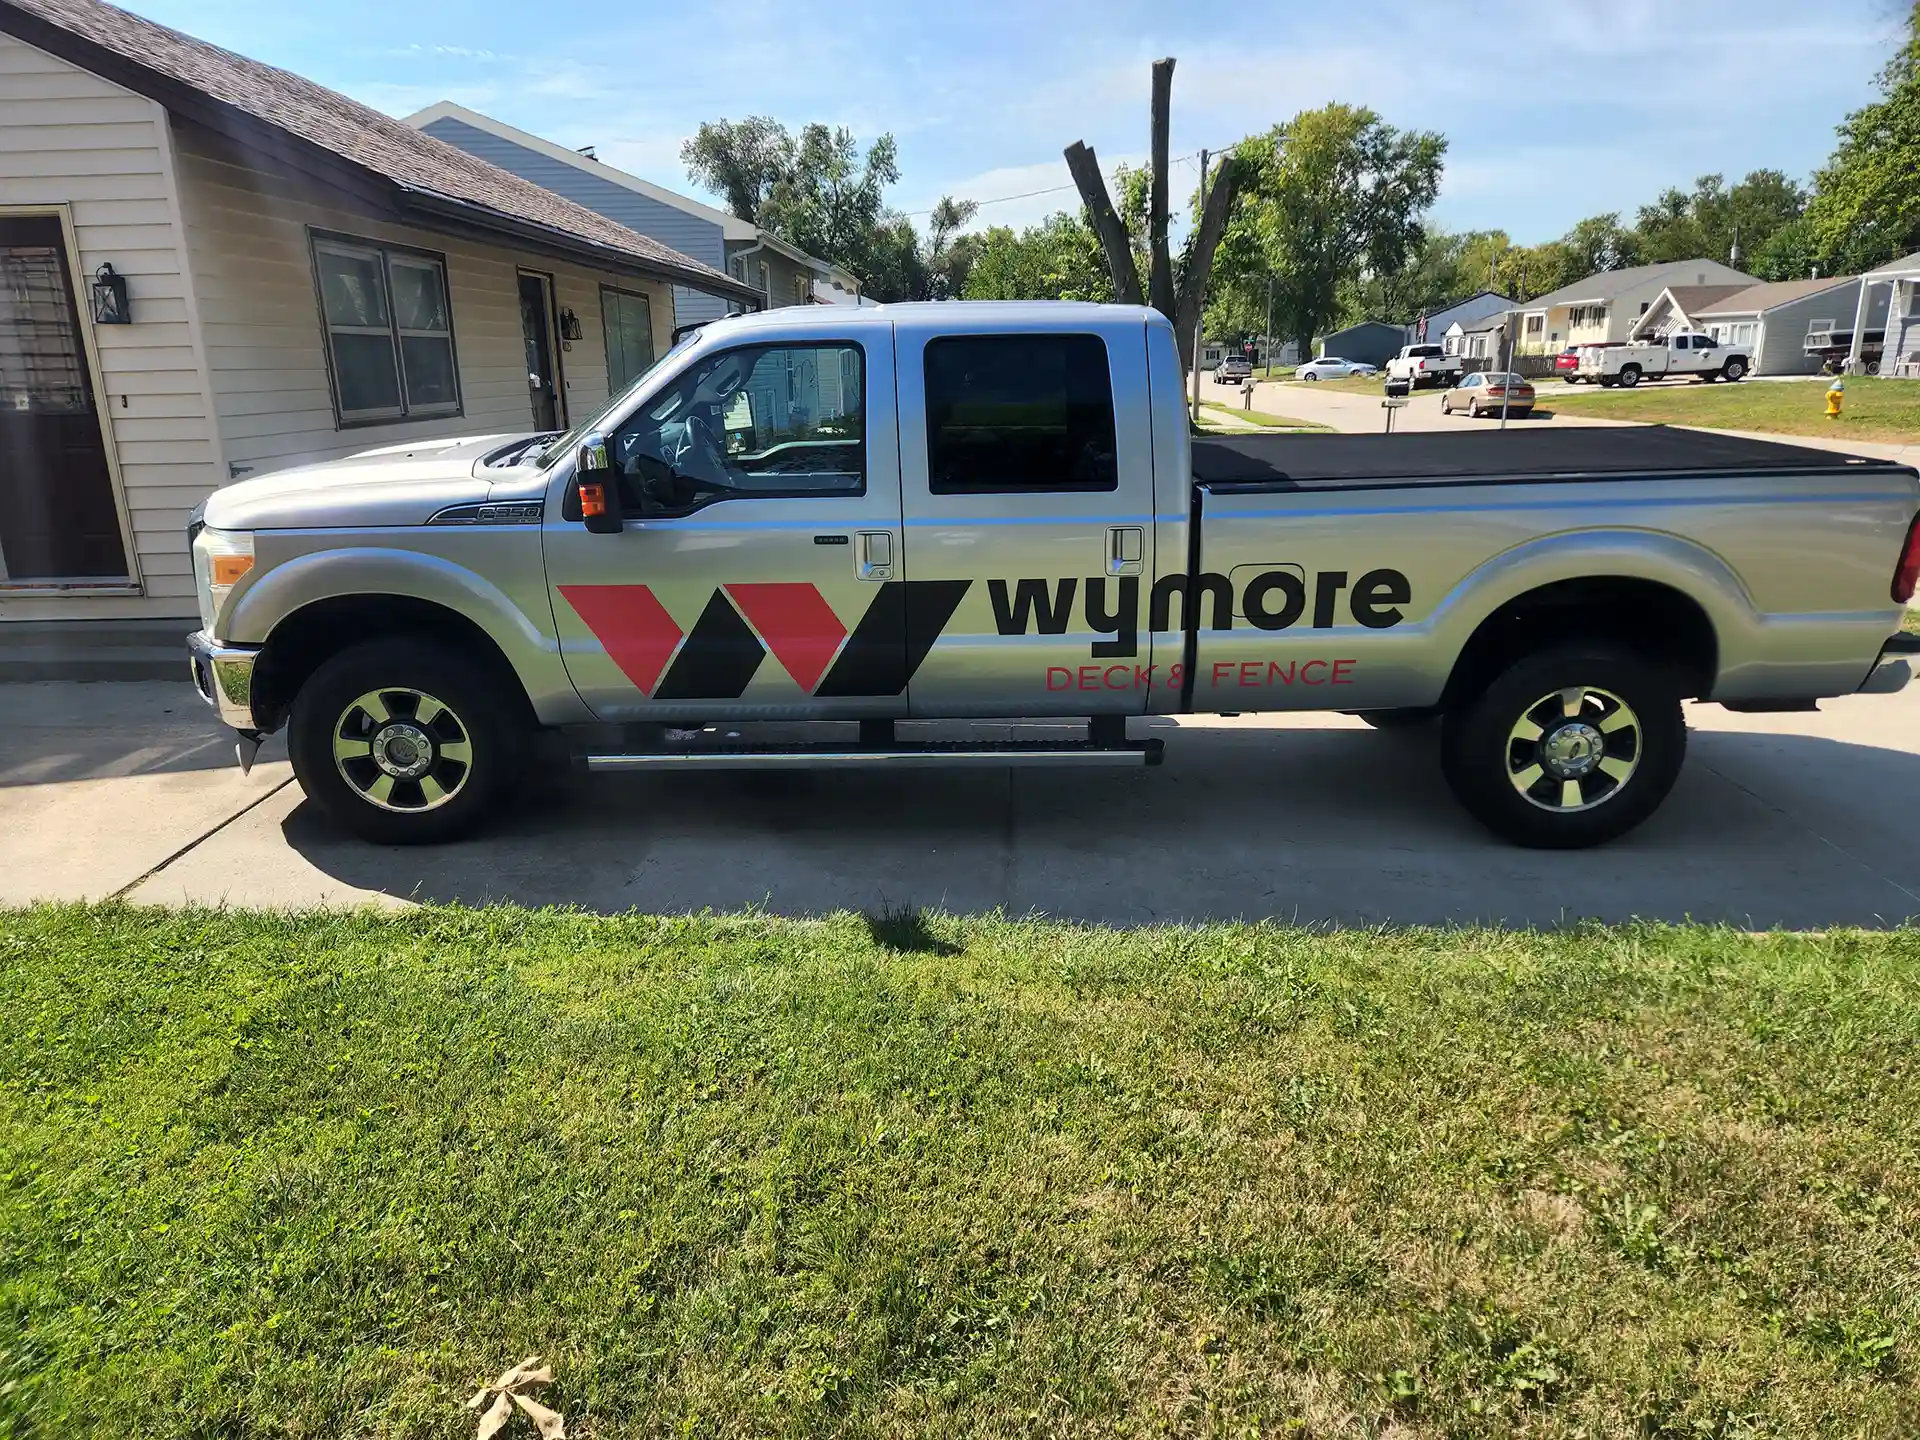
652;590;765;700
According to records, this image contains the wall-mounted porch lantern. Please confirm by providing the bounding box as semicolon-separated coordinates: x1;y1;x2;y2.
90;263;130;324
559;307;582;342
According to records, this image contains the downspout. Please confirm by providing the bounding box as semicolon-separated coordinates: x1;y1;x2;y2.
729;238;769;312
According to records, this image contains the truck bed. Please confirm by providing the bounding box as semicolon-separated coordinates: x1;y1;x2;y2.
1190;426;1902;491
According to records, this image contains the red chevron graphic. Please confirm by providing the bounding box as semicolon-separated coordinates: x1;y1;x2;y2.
725;582;847;692
559;584;683;695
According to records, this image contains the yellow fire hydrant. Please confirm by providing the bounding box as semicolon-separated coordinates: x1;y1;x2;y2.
1827;377;1845;419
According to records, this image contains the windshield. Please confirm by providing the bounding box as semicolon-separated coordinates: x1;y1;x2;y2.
534;329;704;468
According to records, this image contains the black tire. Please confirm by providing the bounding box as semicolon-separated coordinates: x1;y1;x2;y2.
1722;357;1747;382
1619;365;1642;388
1866;359;1881;376
1356;708;1439;730
288;636;531;843
1440;644;1686;849
1599;377;1618;389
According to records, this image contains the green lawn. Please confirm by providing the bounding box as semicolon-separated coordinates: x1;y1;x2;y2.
1283;374;1392;396
3;907;1917;1437
1200;403;1329;431
1550;376;1920;444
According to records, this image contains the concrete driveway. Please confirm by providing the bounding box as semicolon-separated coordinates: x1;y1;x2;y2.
1218;373;1623;435
7;679;1920;929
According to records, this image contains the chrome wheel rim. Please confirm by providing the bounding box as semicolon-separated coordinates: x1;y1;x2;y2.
332;687;472;812
1506;686;1640;813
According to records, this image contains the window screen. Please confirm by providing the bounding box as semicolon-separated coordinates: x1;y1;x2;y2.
923;333;1118;494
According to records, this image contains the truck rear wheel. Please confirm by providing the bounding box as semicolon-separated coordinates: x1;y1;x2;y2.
1618;365;1642;388
1440;644;1686;849
288;637;529;844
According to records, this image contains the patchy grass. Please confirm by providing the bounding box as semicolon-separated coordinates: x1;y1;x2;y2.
1902;606;1920;635
1200;403;1329;431
3;907;1919;1438
1550;375;1920;443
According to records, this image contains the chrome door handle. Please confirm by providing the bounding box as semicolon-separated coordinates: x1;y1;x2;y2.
857;530;894;581
1108;525;1144;576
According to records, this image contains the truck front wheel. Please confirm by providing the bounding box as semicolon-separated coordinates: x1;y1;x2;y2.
288;637;530;843
1440;644;1686;849
1721;357;1747;381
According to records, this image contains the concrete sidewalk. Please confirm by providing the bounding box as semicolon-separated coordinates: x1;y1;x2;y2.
7;680;1920;929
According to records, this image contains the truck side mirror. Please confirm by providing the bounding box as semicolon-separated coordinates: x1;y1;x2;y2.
577;432;623;535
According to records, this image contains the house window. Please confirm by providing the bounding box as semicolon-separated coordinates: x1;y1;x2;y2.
758;260;772;304
1525;315;1543;336
311;233;459;426
600;286;654;393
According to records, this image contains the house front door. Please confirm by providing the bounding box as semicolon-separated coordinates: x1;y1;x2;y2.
0;214;127;584
518;271;563;433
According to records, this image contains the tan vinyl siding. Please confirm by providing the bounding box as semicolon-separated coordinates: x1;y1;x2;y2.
172;123;672;477
0;30;215;620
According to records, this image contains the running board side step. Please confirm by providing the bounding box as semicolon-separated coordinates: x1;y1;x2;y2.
585;740;1163;772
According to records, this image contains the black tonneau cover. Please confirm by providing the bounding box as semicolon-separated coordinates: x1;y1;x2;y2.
1191;426;1904;490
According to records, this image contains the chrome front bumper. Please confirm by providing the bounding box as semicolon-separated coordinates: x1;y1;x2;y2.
187;629;260;729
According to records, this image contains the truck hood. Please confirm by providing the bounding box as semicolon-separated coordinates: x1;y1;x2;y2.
201;433;543;531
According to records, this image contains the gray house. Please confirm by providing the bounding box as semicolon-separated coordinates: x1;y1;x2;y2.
1316;321;1405;369
1692;278;1888;376
1412;290;1515;349
1844;250;1920;375
406;103;858;349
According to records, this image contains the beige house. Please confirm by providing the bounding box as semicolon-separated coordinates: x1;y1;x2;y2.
1514;259;1755;354
0;0;753;634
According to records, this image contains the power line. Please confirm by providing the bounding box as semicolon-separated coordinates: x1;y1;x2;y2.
901;145;1230;219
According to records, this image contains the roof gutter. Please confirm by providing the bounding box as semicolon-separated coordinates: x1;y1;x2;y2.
398;187;763;305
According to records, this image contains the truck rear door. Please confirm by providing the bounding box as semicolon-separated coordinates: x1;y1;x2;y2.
544;322;908;722
892;313;1158;717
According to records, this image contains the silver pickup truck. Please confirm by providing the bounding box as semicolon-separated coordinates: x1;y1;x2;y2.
187;301;1920;849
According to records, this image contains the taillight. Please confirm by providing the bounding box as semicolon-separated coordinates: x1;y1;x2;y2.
1893;513;1920;603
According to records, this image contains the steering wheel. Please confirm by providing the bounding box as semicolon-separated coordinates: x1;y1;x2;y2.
672;412;728;480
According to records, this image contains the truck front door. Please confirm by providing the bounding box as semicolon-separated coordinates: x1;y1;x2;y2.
892;317;1159;717
545;328;907;723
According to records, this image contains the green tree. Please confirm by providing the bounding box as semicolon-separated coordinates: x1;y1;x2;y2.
1213;105;1445;356
1804;1;1920;271
1752;215;1822;282
682;118;942;301
963;212;1115;302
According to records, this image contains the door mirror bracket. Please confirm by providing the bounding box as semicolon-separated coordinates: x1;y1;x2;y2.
577;433;623;534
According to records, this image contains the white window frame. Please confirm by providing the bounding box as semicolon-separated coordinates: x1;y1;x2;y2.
310;230;462;429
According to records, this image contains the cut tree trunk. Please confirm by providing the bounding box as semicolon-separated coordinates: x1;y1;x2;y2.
1062;142;1143;307
1171;155;1242;375
1147;58;1176;320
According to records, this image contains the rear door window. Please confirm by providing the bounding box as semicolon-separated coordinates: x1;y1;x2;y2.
923;333;1118;494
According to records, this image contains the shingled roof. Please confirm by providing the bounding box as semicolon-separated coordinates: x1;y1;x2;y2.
0;0;759;302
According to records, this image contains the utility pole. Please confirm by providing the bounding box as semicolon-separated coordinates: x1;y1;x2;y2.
1190;146;1209;425
1264;271;1274;377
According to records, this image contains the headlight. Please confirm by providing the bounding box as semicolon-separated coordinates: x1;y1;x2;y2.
192;526;254;633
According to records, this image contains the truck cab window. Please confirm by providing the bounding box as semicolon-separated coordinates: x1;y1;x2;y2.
924;333;1118;494
608;343;864;515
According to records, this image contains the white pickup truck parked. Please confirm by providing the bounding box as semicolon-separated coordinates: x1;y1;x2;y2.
186;302;1920;851
1572;330;1751;387
1385;343;1465;389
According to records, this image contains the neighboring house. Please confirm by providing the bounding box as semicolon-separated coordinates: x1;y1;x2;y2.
1448;312;1521;363
1626;285;1752;341
0;0;752;629
1411;290;1515;349
1691;278;1888;376
406;102;858;333
1844;250;1920;375
1515;259;1757;353
1315;321;1404;369
1200;337;1298;368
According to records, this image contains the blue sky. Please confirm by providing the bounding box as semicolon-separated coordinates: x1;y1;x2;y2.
130;0;1909;245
